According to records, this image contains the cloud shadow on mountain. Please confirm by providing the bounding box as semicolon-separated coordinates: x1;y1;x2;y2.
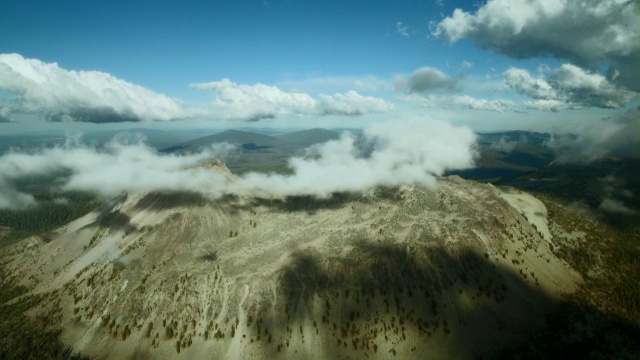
243;240;640;359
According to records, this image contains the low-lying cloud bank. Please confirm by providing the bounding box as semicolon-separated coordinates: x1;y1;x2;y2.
0;54;201;123
0;135;234;209
489;137;518;153
0;105;11;122
598;175;637;215
234;120;477;196
0;120;477;209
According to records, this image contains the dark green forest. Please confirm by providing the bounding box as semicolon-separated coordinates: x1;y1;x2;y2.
0;191;100;358
0;267;90;360
0;192;103;247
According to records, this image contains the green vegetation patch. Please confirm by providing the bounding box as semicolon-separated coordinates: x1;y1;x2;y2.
0;267;89;359
0;192;103;247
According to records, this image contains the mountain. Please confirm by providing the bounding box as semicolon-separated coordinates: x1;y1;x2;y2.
178;130;280;150
275;128;340;146
5;160;633;359
162;129;342;175
167;128;341;152
2;133;639;359
447;131;556;183
477;130;551;147
0;128;214;156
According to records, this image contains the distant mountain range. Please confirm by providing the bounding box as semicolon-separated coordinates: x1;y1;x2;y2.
163;128;341;152
161;128;343;174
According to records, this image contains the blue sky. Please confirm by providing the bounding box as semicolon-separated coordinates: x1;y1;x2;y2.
0;0;637;133
2;0;483;94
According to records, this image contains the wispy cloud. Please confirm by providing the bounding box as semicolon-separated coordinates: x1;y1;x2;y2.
598;176;637;215
524;99;570;112
489;137;517;153
396;21;410;37
318;91;394;116
277;75;388;93
546;108;639;163
447;95;514;113
400;93;514;113
0;105;11;122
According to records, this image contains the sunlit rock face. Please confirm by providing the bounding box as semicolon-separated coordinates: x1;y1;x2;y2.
2;167;580;359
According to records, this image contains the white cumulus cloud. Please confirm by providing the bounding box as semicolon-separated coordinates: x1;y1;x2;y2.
233;119;477;197
448;95;515;113
504;64;634;109
396;67;461;94
191;79;393;121
504;68;557;100
191;78;317;121
0;53;200;122
318;90;395;116
434;0;640;91
550;64;634;108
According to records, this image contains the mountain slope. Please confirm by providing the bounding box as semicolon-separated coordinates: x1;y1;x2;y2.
0;162;588;359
